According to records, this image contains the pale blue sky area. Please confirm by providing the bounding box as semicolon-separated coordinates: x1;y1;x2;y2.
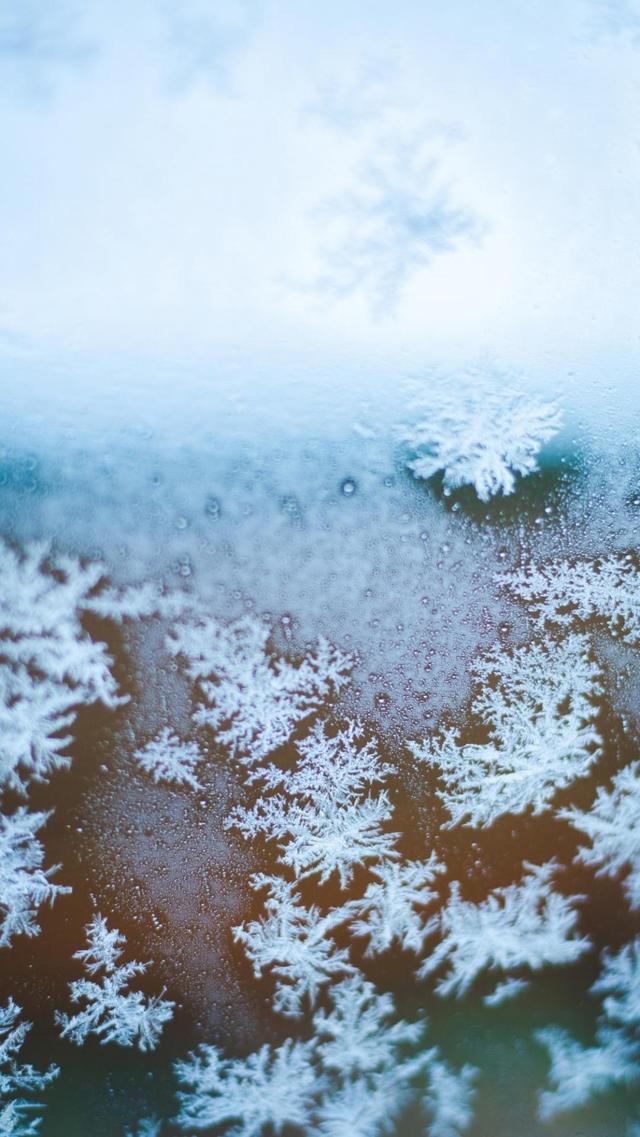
0;0;639;426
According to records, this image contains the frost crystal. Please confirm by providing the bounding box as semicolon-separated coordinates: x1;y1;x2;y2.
315;1067;409;1137
536;932;640;1118
313;975;431;1137
0;809;70;949
411;635;602;827
175;1037;318;1135
56;914;174;1050
0;540;126;795
500;552;640;644
175;976;476;1137
86;582;192;624
313;974;424;1077
232;875;355;1017
592;938;640;1027
401;378;561;501
536;1025;640;1119
346;856;444;956
419;862;589;996
167;615;352;764
422;1059;477;1137
0;999;59;1137
134;729;202;790
229;723;399;887
482;976;530;1007
561;761;640;907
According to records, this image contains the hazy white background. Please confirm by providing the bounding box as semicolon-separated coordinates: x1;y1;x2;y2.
0;0;638;428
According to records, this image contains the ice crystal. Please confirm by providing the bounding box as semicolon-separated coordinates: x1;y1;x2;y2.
561;761;640;907
0;541;120;704
167;615;352;765
0;809;69;949
175;1037;318;1135
592;938;640;1027
232;875;355;1017
500;552;640;644
346;855;444;956
536;1025;640;1119
0;540;126;795
313;975;431;1137
175;974;476;1137
411;635;602;827
56;914;174;1050
315;1067;411;1137
86;582;192;624
482;976;530;1007
419;862;589;997
134;729;202;790
314;134;479;313
250;721;394;801
313;974;424;1077
402;378;561;501
0;999;59;1137
536;931;640;1119
229;723;399;887
422;1059;477;1137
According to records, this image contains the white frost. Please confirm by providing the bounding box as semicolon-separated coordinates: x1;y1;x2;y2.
561;761;640;908
419;862;590;996
401;377;561;501
232;875;355;1017
134;729;202;790
167;615;352;765
346;856;444;956
0;809;70;949
411;635;602;827
230;723;399;888
0;999;59;1137
537;1025;639;1120
500;552;640;644
175;1037;317;1135
56;914;174;1050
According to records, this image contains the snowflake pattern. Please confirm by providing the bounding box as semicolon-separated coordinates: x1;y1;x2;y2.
401;375;561;500
56;915;174;1050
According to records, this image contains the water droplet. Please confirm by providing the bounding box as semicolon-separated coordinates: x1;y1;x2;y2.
341;478;357;497
205;495;222;519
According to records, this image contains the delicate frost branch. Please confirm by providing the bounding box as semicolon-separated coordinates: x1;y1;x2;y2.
419;862;589;996
229;723;399;887
561;761;640;908
422;1059;477;1137
536;1025;639;1119
346;855;444;956
232;876;354;1017
536;933;640;1119
499;552;640;644
411;635;602;827
592;939;640;1027
0;809;69;949
0;999;59;1137
312;974;425;1078
401;376;561;501
175;975;477;1137
482;977;530;1007
167;615;352;765
175;1037;318;1135
56;915;174;1050
0;540;128;795
134;729;202;790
